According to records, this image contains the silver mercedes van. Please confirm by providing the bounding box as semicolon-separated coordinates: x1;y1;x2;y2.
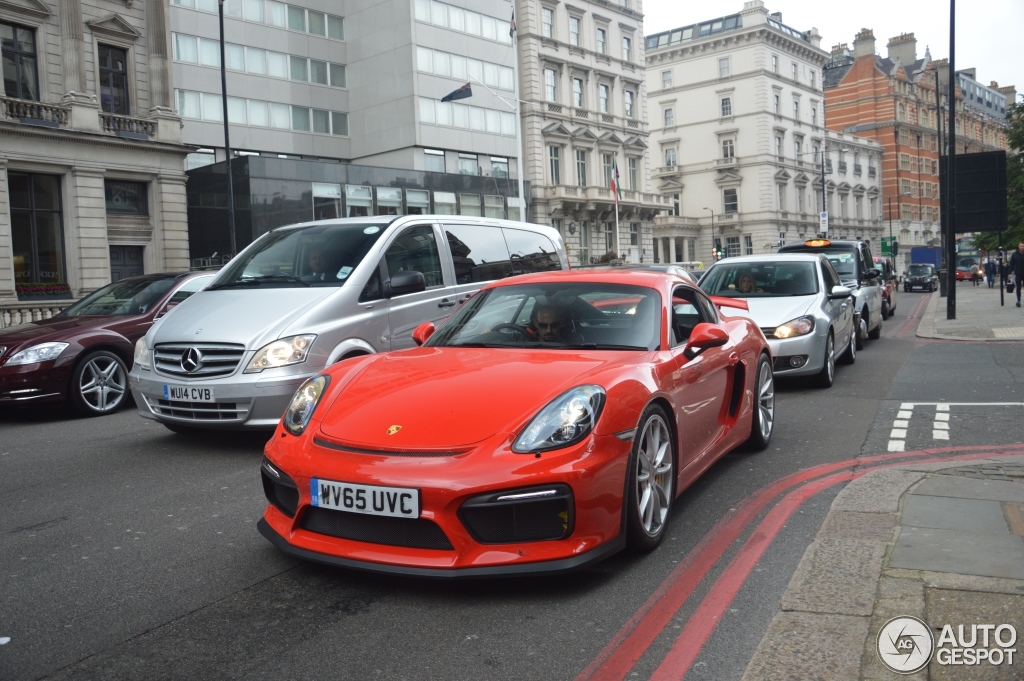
129;215;568;431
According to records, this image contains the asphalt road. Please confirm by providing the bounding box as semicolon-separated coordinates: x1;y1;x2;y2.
2;291;1023;681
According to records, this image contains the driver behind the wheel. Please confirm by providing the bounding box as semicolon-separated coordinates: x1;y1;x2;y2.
528;303;570;342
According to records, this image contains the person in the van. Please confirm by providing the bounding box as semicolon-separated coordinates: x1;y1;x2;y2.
303;249;331;282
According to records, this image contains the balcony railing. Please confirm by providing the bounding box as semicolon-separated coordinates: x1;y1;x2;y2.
100;113;156;138
574;108;589;118
838;161;848;172
627;119;639;128
854;163;863;175
1;301;74;329
716;156;737;166
868;167;877;178
547;103;563;114
1;96;69;127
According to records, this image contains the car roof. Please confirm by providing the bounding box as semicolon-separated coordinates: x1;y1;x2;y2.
484;268;691;289
779;240;864;250
707;254;823;264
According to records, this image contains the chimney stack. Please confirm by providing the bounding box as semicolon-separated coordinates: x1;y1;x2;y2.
886;32;917;65
853;28;875;59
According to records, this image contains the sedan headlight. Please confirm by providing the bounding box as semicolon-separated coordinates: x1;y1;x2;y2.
134;338;152;370
245;334;317;373
283;375;330;435
5;342;69;366
513;385;605;453
773;316;815;339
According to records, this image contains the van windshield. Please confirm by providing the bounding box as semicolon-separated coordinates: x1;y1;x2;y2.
209;223;389;290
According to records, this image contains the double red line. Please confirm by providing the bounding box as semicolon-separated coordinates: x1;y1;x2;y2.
576;444;1024;681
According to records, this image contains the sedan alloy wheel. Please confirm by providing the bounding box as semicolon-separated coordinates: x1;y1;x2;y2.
71;351;128;415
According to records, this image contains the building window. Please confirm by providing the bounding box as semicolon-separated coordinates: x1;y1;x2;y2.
663;147;676;166
599;84;609;113
721;97;732;117
791;62;797;80
797;187;804;213
576;149;587;186
664;108;674;127
185;148;215;170
794;139;802;157
722;139;734;159
569;16;580;46
810;70;816;88
545;68;557;101
345;185;372;216
458;154;478;175
312;183;342;219
491;157;508;178
542;8;553;38
484;195;504;218
105;180;148;214
433;191;456;215
407;189;430;214
603;153;614;186
773;94;780;114
726;236;740;258
424;148;445;172
9;172;66;292
596;27;606;54
662;70;672;89
723;187;738;213
771;54;778;74
624;90;634;118
573;77;583;107
97;44;130;115
628;157;637;189
718;57;730;77
839;194;847;218
777;184;785;211
1;21;38;101
855;195;862;219
793;100;799;120
811;106;817;125
459;193;481;216
630;223;639;246
776;135;783;158
622;36;631;62
549;145;561;184
744;235;753;255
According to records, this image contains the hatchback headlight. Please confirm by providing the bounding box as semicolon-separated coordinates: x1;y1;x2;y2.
513;385;605;453
5;342;69;366
245;334;317;373
283;375;330;435
134;338;152;370
773;316;815;339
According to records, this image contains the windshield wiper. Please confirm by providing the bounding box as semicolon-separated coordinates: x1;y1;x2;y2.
209;274;311;290
561;343;648;351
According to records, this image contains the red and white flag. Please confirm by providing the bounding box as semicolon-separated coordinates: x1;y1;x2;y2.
610;164;621;206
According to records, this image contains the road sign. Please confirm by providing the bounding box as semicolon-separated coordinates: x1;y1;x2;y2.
819;212;829;233
881;236;893;256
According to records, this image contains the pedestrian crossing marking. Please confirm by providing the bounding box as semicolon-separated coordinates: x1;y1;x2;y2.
993;327;1024;339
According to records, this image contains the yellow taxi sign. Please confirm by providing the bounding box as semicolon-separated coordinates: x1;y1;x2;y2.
804;239;832;248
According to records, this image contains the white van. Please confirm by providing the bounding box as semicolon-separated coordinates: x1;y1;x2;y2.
129;215;568;431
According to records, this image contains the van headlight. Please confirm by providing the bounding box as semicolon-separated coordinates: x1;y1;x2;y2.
773;316;815;339
513;386;605;453
245;335;317;373
134;338;152;370
5;342;69;366
283;375;330;435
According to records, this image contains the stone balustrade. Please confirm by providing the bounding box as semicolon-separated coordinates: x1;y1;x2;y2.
0;302;74;329
100;112;156;137
1;96;70;126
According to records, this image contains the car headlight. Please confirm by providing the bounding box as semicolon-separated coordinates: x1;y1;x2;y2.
283;375;330;436
5;342;70;366
244;334;317;373
773;316;815;339
133;338;152;370
513;385;605;453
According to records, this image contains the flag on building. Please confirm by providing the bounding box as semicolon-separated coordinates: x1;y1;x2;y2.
509;9;516;42
610;164;621;206
441;83;472;102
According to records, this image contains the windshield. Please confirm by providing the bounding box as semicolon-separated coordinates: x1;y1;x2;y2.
701;262;819;297
210;222;389;289
427;282;662;351
60;276;178;317
908;265;933;276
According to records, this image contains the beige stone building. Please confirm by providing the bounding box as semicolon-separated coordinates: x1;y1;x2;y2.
1;0;189;322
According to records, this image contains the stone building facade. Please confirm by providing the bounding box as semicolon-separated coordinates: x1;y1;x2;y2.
0;0;189;317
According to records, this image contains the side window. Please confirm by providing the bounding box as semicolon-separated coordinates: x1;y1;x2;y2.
359;264;382;302
444;224;513;284
671;286;709;346
821;259;840;291
503;228;561;274
860;246;874;275
695;292;719;324
383;224;443;288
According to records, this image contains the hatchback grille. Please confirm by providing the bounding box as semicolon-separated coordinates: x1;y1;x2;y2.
154;343;246;378
299;507;454;550
312;437;467;458
147;395;250;421
760;327;777;337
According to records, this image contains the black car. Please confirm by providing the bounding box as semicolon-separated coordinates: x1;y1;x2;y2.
904;264;939;292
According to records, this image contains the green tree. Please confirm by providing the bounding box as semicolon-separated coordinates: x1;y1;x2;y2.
975;101;1023;252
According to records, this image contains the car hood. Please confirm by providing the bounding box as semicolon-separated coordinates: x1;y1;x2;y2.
318;348;635;449
724;296;817;328
0;315;126;346
149;288;333;348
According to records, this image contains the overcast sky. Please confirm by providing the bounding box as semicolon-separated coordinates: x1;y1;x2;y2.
642;0;1024;103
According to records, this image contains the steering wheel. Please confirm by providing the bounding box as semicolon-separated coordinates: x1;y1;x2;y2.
491;323;530;342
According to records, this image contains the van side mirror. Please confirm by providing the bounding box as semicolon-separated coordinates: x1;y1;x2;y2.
829;285;853;299
384;271;426;298
683;323;729;360
412;322;435;346
863;268;881;280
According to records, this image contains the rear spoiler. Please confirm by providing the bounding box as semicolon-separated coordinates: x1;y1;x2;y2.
709;295;748;311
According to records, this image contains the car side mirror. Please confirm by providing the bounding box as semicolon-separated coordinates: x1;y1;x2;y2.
155;303;177;319
684;322;729;360
829;285;853;299
412;322;435;346
863;268;881;280
384;271;426;298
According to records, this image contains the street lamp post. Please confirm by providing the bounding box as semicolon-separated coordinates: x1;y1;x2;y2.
703;206;717;260
218;0;237;258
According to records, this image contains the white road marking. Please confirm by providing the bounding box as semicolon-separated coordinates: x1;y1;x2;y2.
935;412;950;422
933;431;950;440
901;403;915;410
893;420;909;428
890;429;908;439
888;440;905;452
897;411;913;419
934;422;949;430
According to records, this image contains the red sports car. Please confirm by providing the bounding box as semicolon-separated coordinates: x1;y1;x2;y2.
258;269;774;576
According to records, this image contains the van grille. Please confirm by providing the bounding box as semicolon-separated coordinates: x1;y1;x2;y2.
154;343;246;378
145;395;250;422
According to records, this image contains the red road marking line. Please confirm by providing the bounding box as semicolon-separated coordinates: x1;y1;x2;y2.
649;448;1024;681
897;293;931;338
576;444;1024;681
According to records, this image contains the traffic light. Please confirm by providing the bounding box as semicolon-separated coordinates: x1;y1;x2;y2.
892;241;899;257
713;239;724;261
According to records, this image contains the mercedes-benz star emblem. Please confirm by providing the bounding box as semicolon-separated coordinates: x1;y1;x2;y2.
180;347;204;373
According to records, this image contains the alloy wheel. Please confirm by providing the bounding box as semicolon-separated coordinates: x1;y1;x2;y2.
78;355;127;412
758;361;775;442
826;334;835;384
635;414;673;537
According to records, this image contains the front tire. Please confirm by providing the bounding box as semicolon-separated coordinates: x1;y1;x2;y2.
626;405;675;552
881;300;890;320
868;312;882;340
855;311;867;351
839;328;857;365
70;350;128;416
745;354;774;451
812;332;835;389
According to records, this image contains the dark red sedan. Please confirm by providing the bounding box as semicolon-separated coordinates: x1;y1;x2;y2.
0;272;215;415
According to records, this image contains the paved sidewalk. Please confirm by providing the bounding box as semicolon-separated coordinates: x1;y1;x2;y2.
916;280;1024;341
742;457;1024;681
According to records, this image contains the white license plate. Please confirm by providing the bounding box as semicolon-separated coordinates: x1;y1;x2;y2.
310;478;420;518
163;384;215;402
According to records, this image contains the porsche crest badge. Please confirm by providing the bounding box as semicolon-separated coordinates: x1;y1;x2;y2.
387;425;402;436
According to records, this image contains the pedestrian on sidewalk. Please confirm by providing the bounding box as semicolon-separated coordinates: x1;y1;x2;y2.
1010;242;1024;307
984;257;996;288
970;262;981;286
